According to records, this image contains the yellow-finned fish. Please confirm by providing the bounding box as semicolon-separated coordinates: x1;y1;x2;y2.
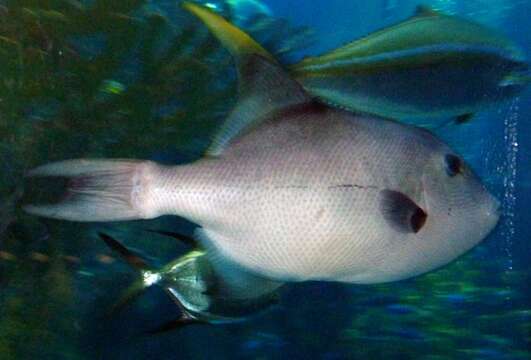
170;3;528;124
290;5;528;123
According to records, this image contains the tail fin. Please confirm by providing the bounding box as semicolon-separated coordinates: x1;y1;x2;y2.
24;159;164;222
98;233;159;314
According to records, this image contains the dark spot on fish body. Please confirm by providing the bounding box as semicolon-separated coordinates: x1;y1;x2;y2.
379;189;427;234
410;206;427;233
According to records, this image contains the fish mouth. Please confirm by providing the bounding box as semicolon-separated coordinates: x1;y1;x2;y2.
485;196;501;226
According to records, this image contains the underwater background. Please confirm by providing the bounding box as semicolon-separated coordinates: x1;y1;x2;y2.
0;0;530;359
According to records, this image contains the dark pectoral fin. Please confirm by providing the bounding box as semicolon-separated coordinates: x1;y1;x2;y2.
379;190;427;234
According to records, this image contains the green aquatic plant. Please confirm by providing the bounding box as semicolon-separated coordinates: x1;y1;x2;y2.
0;0;228;163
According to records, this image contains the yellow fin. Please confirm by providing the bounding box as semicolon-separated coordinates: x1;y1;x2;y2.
182;1;274;62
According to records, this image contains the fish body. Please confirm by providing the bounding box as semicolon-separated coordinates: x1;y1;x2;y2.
148;99;498;284
289;6;528;121
25;3;500;287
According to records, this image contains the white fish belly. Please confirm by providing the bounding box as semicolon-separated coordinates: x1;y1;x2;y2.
200;185;394;282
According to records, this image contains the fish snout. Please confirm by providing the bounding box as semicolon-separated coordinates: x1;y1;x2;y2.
487;196;502;221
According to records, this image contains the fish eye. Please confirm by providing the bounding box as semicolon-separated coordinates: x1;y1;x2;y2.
444;154;462;177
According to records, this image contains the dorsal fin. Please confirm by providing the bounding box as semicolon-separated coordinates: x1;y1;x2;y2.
414;5;441;17
182;1;273;62
206;55;310;155
182;2;310;156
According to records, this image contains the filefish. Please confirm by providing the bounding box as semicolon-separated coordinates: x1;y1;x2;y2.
98;232;281;331
290;5;529;123
24;3;500;286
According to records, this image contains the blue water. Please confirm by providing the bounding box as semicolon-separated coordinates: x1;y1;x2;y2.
1;0;530;359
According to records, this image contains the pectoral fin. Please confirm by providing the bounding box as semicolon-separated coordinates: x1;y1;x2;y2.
379;190;427;234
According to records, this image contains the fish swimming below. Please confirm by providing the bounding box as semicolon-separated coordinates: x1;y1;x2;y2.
24;3;500;293
98;232;281;330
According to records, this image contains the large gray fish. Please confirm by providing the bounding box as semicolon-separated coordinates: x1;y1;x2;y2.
24;2;500;285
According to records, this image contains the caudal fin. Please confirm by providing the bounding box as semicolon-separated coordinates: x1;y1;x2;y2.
24;159;164;222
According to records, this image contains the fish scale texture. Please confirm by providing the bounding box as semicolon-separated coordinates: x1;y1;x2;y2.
156;105;498;283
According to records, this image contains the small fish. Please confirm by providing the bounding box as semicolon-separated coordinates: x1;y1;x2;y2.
24;3;499;290
290;5;529;122
98;232;281;331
